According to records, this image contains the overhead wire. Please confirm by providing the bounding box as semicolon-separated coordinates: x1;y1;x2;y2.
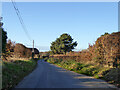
11;0;32;41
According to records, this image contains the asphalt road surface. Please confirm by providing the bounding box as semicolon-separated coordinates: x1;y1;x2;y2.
16;60;117;88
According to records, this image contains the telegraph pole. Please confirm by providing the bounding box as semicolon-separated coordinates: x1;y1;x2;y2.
32;40;34;59
32;40;34;52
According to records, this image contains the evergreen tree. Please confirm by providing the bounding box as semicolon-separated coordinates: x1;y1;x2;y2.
50;33;77;54
0;19;7;53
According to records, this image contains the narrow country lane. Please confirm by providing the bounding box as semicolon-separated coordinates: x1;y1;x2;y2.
15;60;117;88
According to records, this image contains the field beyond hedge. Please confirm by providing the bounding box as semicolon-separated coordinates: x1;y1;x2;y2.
2;59;37;90
47;58;120;88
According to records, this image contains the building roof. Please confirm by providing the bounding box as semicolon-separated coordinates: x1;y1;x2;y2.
29;48;39;54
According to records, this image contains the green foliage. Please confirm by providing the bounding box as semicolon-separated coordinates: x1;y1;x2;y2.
79;65;100;76
2;60;37;89
102;68;120;83
0;21;7;53
47;58;101;76
47;57;120;87
47;58;120;86
50;33;77;54
101;32;109;36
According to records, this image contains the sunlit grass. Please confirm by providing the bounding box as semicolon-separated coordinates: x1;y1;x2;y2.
2;59;37;90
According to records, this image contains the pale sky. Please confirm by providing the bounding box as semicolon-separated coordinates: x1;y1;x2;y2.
2;2;118;51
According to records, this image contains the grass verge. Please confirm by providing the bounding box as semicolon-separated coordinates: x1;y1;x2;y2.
47;58;120;88
2;59;37;90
